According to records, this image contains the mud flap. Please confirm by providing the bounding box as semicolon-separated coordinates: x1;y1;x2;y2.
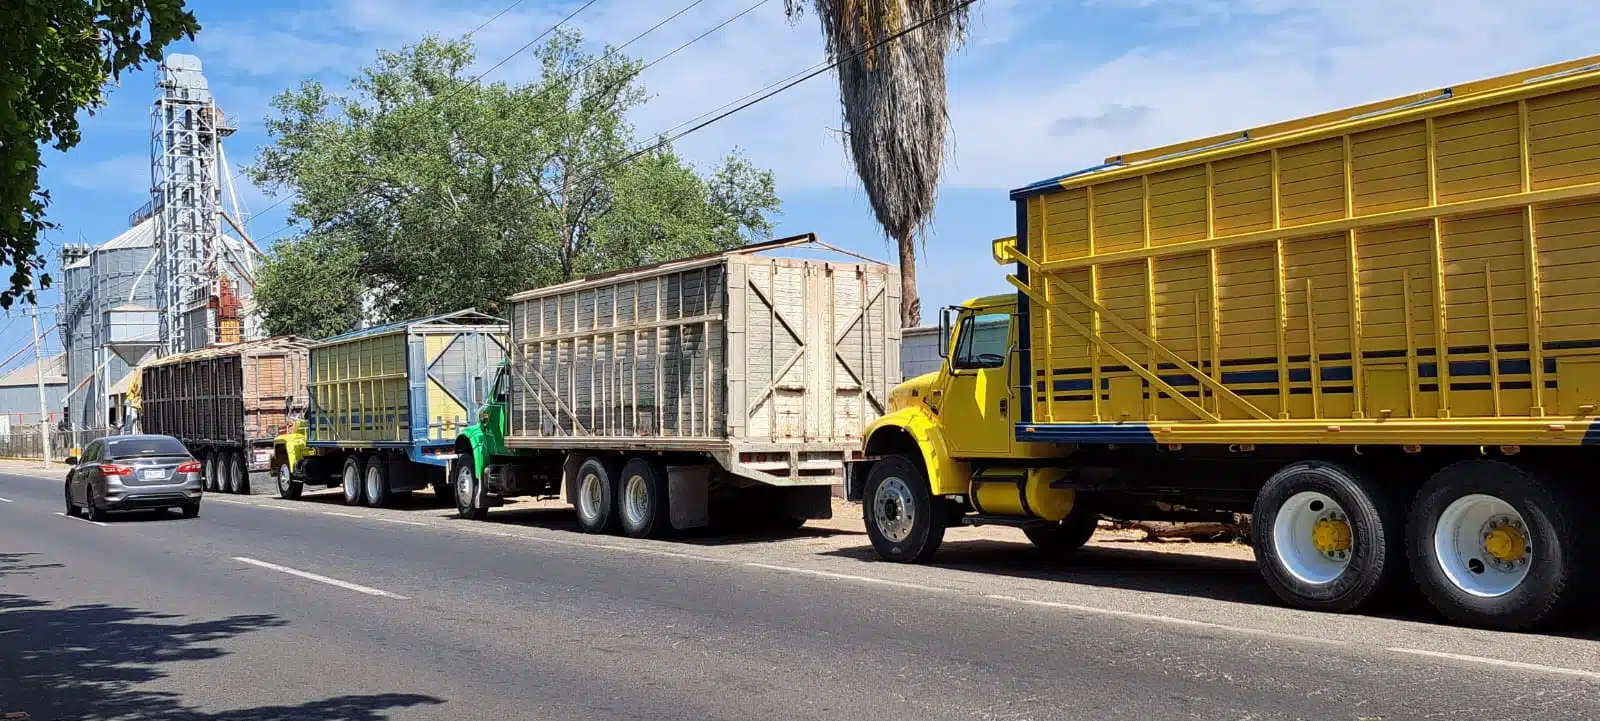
784;485;834;520
668;465;711;530
843;459;875;502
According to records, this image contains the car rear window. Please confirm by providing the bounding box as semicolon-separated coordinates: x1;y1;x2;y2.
106;437;189;458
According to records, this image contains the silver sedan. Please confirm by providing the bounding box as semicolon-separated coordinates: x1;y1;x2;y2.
64;434;204;521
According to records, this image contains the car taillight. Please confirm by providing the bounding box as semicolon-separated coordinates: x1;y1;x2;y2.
177;460;202;474
100;464;133;476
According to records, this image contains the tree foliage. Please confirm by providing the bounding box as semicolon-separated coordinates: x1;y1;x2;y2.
0;0;199;308
251;32;779;337
785;0;969;327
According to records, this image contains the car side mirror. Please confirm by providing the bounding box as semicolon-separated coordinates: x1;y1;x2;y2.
64;456;78;466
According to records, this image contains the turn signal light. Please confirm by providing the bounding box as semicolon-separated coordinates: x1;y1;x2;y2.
100;464;134;476
177;461;202;474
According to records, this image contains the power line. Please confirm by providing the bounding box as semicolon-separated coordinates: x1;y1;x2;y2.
436;0;603;107
573;0;978;189
465;0;529;38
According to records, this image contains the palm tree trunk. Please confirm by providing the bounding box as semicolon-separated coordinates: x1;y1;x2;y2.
897;231;920;327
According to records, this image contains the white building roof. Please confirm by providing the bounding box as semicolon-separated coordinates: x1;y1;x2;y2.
0;353;66;388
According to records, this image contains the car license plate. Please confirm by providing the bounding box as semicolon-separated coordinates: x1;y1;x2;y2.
140;469;168;481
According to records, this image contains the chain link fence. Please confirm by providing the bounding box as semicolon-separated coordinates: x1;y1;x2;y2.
0;427;111;463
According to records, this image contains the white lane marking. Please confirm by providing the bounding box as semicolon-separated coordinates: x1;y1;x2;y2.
987;594;1348;646
376;517;429;527
1389;647;1600;681
262;503;306;511
0;496;13;503
746;562;957;593
233;556;409;600
322;511;363;519
55;512;108;527
213;498;251;505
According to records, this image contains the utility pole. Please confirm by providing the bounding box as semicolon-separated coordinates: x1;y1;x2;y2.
31;306;50;465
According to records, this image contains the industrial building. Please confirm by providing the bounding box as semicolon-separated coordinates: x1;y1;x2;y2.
0;353;66;430
55;53;260;433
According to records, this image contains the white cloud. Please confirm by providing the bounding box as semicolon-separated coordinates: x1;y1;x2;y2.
186;0;1600;199
58;155;149;195
942;0;1600;190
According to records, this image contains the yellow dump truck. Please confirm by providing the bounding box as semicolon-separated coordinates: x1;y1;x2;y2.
850;56;1600;630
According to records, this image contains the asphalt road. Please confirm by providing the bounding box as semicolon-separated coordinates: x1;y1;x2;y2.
2;466;1597;721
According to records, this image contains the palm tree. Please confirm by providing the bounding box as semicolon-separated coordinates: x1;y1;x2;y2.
785;0;971;327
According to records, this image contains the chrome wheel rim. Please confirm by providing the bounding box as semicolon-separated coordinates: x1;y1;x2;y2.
277;464;291;492
623;474;649;528
455;464;474;510
1272;491;1353;585
577;472;603;523
365;466;382;503
1434;493;1532;598
872;477;916;543
342;465;360;503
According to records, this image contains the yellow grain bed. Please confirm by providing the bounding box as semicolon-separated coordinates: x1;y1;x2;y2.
1000;55;1600;447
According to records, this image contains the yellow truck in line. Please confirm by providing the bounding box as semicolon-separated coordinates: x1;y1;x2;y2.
850;55;1600;630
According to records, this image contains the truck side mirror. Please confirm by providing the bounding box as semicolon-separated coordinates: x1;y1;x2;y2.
64;455;78;466
938;307;955;358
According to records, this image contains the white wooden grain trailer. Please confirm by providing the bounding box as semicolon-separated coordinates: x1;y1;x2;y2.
452;235;903;536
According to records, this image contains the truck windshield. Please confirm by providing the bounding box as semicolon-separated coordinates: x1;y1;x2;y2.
106;437;189;459
952;312;1010;370
492;366;507;402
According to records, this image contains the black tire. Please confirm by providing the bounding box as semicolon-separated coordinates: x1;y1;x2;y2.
85;487;107;522
204;452;219;492
573;456;621;534
453;458;487;520
276;456;303;500
230;452;250;494
181;503;200;519
363;456;392;508
64;480;81;517
1407;460;1587;631
618;457;670;539
1252;461;1404;613
1025;494;1100;558
862;454;946;563
341;456;363;505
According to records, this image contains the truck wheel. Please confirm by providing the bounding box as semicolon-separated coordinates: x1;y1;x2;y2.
228;452;249;494
453;458;487;520
1408;460;1587;630
574;456;620;534
863;455;946;563
363;456;392;508
619;457;669;539
341;457;363;505
1253;461;1404;614
1025;495;1100;558
276;457;303;500
204;452;219;492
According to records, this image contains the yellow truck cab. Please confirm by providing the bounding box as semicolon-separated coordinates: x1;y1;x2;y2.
851;293;1100;564
849;55;1600;632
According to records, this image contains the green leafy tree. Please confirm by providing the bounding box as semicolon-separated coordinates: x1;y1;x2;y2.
0;0;200;308
251;32;780;337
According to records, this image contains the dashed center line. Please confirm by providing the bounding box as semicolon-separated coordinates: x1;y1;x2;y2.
203;494;1600;682
1388;647;1600;681
233;556;409;599
55;512;107;527
0;496;14;503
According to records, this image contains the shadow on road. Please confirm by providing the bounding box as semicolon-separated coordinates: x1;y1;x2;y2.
822;538;1600;637
0;553;445;719
462;505;865;546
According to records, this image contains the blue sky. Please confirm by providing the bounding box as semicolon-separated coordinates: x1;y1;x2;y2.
7;0;1600;376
